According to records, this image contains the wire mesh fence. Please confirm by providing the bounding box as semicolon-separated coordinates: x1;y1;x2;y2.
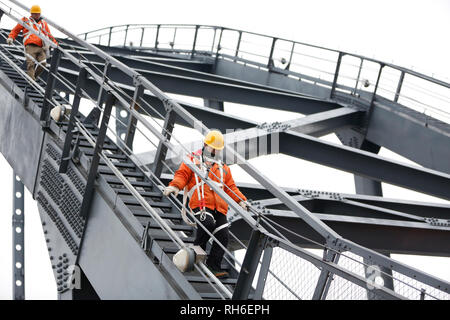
259;246;450;300
392;271;450;300
262;247;321;300
326;252;370;300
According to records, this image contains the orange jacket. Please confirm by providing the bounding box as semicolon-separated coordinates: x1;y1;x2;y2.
9;17;58;47
170;153;247;216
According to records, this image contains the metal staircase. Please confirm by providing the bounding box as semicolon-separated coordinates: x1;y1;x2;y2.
0;1;449;300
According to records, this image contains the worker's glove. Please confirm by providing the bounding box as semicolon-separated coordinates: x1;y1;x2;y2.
163;186;180;197
6;38;14;45
239;201;250;211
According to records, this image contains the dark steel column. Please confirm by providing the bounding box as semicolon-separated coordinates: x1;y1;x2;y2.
79;93;116;219
253;244;274;299
60;68;88;173
124;85;145;150
12;172;25;300
153;105;177;178
354;140;395;299
232;230;267;300
312;248;340;300
40;48;61;128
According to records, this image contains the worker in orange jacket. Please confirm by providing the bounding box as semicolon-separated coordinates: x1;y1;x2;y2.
7;5;58;80
164;130;250;278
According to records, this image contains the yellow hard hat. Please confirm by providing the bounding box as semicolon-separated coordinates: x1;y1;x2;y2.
30;5;41;14
204;130;225;151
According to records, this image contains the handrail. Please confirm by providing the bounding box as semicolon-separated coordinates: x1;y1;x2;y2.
1;0;449;300
78;24;450;89
77;23;450;123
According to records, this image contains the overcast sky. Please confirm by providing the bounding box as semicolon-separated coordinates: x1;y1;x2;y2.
0;0;449;300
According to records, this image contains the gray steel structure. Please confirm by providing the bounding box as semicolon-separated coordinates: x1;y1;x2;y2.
0;1;449;300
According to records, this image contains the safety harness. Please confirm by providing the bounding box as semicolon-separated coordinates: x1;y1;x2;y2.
181;150;225;228
22;17;54;56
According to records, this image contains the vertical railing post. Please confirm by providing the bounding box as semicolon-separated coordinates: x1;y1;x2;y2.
123;25;130;47
214;28;224;69
40;48;61;127
152;102;178;178
59;68;88;173
211;27;217;53
108;27;113;47
267;38;277;69
12;173;25;300
232;230;268;300
330;52;343;99
140;27;145;47
285;41;295;71
191;25;199;58
79;93;116;219
124;85;145;150
394;71;405;103
234;31;242;62
83;62;112;126
155;24;161;50
363;64;385;132
370;64;384;106
353;58;364;95
96;62;112;109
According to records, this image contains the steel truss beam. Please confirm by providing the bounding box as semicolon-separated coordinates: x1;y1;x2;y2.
135;107;363;170
59;39;214;71
254;193;450;222
280;131;450;200
57;58;341;115
366;98;450;175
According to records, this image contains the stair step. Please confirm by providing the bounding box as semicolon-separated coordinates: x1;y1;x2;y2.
83;150;128;160
79;141;118;151
99;167;144;178
145;221;194;232
99;161;136;169
105;177;153;188
115;188;161;198
133;212;181;221
122;198;172;209
78;134;115;146
151;234;195;243
186;276;237;286
199;292;230;300
62;122;96;130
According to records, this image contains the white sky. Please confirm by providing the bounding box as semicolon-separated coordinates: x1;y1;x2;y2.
0;0;449;300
